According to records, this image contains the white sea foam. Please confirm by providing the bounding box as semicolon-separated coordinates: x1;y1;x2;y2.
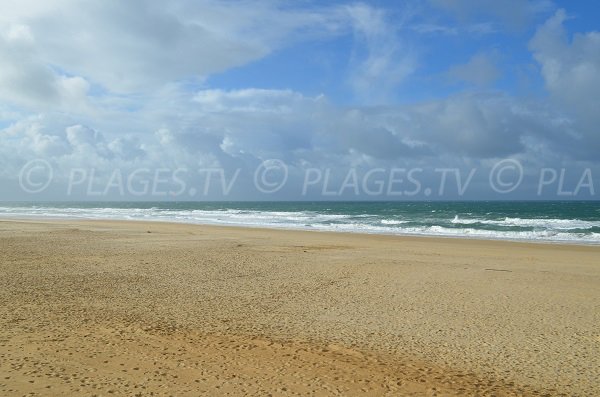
451;215;600;230
0;206;598;244
380;219;409;225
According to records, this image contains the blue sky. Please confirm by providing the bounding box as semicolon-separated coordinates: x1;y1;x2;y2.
205;0;574;103
0;0;599;200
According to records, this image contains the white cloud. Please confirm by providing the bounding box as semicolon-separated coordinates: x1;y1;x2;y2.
530;9;600;155
0;23;91;111
0;0;349;99
346;4;417;103
65;125;102;148
0;82;595;199
0;88;559;168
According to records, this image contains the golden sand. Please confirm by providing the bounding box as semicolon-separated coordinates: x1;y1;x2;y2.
1;219;599;396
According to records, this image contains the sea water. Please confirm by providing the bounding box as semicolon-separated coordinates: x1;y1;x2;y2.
1;201;599;244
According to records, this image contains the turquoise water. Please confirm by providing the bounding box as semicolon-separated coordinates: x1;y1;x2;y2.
1;201;599;244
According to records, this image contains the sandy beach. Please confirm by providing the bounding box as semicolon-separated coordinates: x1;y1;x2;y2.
0;219;598;396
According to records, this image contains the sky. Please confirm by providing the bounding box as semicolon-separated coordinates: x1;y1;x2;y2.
0;0;599;200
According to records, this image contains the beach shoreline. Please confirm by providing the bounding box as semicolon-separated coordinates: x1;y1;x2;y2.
1;215;599;248
1;218;598;395
1;200;598;246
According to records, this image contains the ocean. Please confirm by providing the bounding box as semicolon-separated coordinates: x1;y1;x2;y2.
1;201;599;244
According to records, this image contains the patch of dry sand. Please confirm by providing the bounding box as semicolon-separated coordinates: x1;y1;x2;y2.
1;219;599;396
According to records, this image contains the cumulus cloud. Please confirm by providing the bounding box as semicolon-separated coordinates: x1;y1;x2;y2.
0;88;557;166
0;80;596;199
530;9;600;156
0;0;349;98
151;88;433;164
0;23;91;111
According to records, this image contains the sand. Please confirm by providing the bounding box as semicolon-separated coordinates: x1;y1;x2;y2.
0;219;599;396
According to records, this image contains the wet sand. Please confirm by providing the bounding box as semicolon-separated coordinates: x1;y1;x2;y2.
0;219;599;396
